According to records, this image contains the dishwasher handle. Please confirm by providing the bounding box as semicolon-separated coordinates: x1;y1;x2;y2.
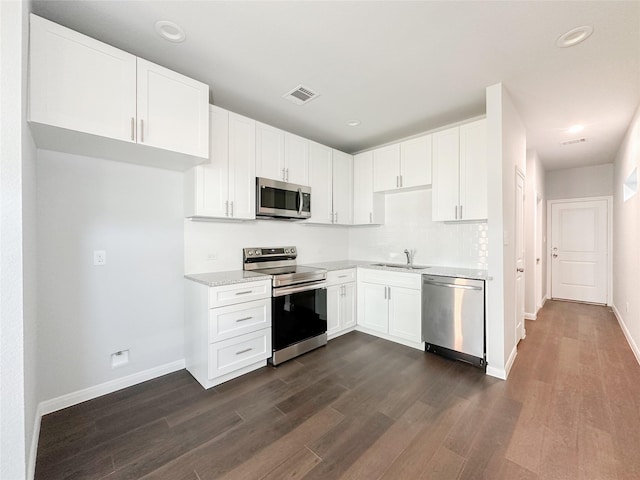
422;280;483;291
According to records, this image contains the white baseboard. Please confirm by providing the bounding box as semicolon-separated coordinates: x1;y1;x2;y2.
486;345;518;380
524;312;537;320
612;304;640;366
28;359;185;480
38;359;185;416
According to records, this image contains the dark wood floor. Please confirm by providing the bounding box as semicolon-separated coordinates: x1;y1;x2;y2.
36;300;640;480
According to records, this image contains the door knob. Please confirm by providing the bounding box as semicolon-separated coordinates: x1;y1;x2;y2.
517;268;524;273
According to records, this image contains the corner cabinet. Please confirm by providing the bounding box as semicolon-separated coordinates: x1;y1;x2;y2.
256;123;309;185
307;143;353;225
372;134;432;192
326;269;357;339
432;119;487;221
353;151;385;225
185;106;256;220
28;14;209;170
356;268;422;349
184;278;272;389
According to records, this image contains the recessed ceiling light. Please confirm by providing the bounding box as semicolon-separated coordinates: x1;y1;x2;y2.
567;124;584;134
556;25;593;48
347;120;361;127
154;20;186;43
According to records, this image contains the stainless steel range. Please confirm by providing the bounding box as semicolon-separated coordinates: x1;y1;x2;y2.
243;246;328;365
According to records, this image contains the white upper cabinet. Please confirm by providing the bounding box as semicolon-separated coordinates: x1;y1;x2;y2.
136;59;209;158
432;119;487;221
400;134;432;188
29;14;137;142
373;144;401;192
332;150;353;225
28;14;209;170
307;144;353;225
373;135;432;192
185;106;255;220
353;151;384;225
256;123;309;185
308;142;333;224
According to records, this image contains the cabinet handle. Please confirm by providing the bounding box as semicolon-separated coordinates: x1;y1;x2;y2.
388;286;391;300
130;117;135;141
384;286;387;300
235;316;253;323
369;212;373;224
459;205;463;219
454;205;458;220
286;168;289;181
282;168;286;181
225;201;229;216
235;290;252;295
140;119;144;143
235;348;253;355
400;175;403;187
338;275;348;278
230;201;234;217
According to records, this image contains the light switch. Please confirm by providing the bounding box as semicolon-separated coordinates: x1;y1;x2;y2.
93;250;106;266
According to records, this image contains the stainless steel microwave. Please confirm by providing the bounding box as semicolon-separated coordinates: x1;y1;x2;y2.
256;177;311;219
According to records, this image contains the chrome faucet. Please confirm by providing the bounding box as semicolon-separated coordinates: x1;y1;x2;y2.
404;249;413;266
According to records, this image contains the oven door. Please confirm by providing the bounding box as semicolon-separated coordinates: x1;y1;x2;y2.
272;282;327;351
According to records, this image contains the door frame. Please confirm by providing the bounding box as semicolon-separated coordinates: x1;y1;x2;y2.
515;168;526;342
546;196;612;306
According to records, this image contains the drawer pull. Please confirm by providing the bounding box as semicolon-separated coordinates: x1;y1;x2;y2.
235;316;253;323
235;291;253;295
338;275;349;278
235;348;253;355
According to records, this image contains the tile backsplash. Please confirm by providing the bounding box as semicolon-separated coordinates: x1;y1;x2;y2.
348;189;488;269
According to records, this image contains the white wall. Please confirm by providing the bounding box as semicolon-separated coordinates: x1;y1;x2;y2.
524;150;546;317
348;190;488;268
486;83;527;379
546;164;613;200
613;104;640;363
1;0;27;476
36;150;185;402
185;219;349;273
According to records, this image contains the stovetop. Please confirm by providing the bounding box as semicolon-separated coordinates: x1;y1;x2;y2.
242;246;326;288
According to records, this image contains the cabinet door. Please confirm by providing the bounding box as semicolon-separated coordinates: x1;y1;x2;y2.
432;126;460;221
332;150;353;225
256;123;285;181
308;142;333;224
326;285;342;337
388;286;421;342
136;58;209;158
192;106;229;218
342;283;357;330
353;152;384;225
459;119;487;220
373;144;401;192
29;14;136;142
228;112;256;219
284;133;309;185
400;134;432;188
357;282;388;334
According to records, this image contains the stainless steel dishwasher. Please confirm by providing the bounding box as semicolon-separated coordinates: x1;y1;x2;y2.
421;275;486;368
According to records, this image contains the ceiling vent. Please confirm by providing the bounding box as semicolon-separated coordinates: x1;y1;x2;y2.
282;85;320;105
560;137;587;146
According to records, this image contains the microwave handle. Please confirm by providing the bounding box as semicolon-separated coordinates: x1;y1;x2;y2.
297;188;303;216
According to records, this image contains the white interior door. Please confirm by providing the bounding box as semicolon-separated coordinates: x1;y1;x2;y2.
551;199;608;304
535;193;543;309
515;171;525;341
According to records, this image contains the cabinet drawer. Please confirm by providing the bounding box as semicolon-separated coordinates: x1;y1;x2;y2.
208;279;271;308
209;299;271;343
208;328;271;379
357;268;421;290
327;268;357;286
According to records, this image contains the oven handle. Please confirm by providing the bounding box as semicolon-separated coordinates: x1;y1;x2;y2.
273;282;327;297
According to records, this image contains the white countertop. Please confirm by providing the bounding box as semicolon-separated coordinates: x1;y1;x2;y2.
184;270;270;287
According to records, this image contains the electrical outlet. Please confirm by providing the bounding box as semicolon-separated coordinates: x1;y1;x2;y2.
207;252;218;260
93;250;106;266
111;350;129;368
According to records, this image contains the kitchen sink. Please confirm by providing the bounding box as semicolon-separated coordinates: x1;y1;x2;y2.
370;263;430;270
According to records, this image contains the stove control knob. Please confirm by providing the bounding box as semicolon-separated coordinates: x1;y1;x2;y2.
255;249;261;256
284;248;290;254
291;247;296;254
248;250;254;256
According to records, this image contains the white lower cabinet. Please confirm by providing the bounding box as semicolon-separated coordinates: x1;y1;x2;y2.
326;269;357;339
356;268;422;348
185;278;272;389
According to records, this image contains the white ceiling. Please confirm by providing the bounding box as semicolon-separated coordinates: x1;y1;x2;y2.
32;1;640;171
